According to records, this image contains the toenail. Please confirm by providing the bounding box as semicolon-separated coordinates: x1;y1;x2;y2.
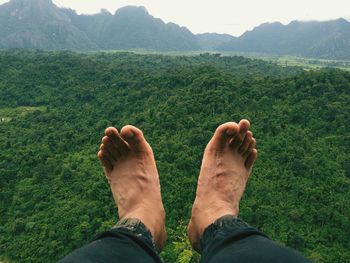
226;129;236;136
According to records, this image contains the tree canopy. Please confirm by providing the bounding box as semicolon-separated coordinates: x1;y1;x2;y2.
0;50;349;263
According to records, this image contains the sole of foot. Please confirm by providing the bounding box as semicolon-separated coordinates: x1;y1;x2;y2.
98;125;166;251
188;120;257;251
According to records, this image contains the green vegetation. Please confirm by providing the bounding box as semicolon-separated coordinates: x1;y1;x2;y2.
0;50;349;263
117;50;350;71
0;106;46;123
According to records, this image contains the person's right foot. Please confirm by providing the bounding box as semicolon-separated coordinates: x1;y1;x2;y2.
98;125;166;251
188;120;257;251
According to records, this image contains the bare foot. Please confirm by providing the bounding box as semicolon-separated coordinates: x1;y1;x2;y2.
97;125;166;251
188;120;257;251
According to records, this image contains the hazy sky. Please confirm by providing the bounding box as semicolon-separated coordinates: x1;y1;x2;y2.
1;0;349;36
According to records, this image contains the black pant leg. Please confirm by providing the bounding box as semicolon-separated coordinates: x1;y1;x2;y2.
200;215;311;263
59;219;162;263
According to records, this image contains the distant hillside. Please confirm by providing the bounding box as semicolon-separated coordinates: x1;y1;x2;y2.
63;6;199;51
0;0;200;51
0;0;96;50
196;33;235;50
0;0;350;59
218;19;350;59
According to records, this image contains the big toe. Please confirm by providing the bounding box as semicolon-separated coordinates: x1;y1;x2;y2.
209;122;239;150
105;126;129;153
120;125;151;153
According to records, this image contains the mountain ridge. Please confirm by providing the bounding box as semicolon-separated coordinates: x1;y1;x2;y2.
219;18;350;59
0;0;349;59
0;0;97;49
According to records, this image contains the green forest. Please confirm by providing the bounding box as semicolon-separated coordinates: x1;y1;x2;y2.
0;50;349;263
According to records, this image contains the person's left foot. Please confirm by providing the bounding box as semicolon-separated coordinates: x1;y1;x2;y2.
188;120;257;251
98;125;166;251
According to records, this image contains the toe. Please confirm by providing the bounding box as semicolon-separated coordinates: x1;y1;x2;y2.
238;131;252;154
98;150;113;172
101;136;119;161
243;138;256;159
120;125;150;153
100;145;117;168
210;122;239;150
230;119;250;149
245;149;257;170
105;127;129;153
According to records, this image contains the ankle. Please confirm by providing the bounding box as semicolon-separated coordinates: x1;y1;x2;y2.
195;202;238;229
124;207;166;250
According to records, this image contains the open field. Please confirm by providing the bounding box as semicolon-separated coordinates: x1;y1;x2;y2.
114;49;350;71
244;54;350;71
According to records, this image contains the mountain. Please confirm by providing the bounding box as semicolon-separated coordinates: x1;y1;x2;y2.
196;33;236;50
0;0;349;59
0;0;96;50
218;19;350;59
0;0;199;51
63;5;199;51
61;8;112;47
99;6;198;51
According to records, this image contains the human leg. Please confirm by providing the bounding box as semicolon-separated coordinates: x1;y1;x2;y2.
59;218;162;263
199;215;311;263
188;120;311;262
59;125;166;262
